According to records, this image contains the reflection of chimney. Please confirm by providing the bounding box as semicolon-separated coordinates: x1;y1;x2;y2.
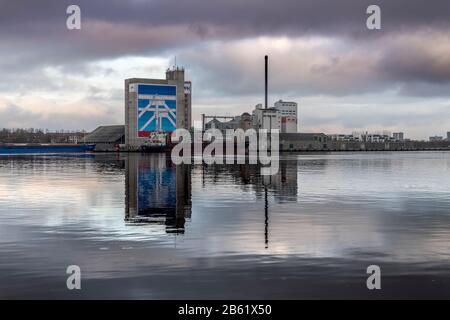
265;55;268;109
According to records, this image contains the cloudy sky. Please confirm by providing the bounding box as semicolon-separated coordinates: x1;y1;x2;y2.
1;0;450;139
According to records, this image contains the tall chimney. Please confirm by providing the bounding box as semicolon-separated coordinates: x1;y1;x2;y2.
265;55;268;109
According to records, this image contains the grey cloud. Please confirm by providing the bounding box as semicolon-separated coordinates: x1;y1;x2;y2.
1;0;450;66
179;29;450;98
298;101;450;139
0;101;121;131
2;0;450;36
397;82;450;97
1;0;450;96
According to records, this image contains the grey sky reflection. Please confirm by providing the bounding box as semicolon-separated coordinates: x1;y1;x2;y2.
1;153;449;263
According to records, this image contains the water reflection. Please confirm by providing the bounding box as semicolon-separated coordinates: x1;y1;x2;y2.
123;155;302;252
125;154;191;234
198;160;300;248
199;160;299;202
1;152;450;299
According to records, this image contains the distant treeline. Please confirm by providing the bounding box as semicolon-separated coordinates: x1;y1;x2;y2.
0;128;87;144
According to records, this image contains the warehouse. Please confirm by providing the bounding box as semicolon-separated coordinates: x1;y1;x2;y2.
84;125;125;151
279;133;329;151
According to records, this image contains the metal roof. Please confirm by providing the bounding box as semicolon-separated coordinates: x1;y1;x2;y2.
84;125;125;143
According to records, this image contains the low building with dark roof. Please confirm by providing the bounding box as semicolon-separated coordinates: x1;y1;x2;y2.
279;133;329;151
84;125;125;151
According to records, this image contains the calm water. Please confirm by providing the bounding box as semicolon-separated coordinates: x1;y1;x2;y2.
0;152;449;299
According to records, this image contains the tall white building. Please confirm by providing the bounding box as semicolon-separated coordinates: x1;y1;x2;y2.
274;100;298;133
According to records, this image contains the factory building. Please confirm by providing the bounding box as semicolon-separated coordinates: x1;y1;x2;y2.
204;112;253;133
274;100;298;133
252;100;298;133
252;104;281;131
124;67;192;150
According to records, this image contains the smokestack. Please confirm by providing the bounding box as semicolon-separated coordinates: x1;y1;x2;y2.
265;55;268;109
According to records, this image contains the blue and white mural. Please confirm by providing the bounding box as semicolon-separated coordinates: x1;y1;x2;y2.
137;84;177;136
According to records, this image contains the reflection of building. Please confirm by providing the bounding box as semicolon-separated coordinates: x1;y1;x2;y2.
200;160;300;249
125;67;192;150
125;154;191;234
200;160;298;202
269;161;298;202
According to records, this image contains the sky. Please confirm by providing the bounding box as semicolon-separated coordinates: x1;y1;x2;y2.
0;0;450;139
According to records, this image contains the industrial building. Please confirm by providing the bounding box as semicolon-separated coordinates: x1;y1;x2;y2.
84;125;125;151
279;133;329;151
274;100;298;133
124;67;192;150
252;104;281;132
81;55;450;153
202;57;299;138
329;134;360;142
205;114;252;131
251;100;298;133
204;101;297;134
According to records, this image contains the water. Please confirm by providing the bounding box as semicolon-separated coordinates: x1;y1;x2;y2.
0;152;449;299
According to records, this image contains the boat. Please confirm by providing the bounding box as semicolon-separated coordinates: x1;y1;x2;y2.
0;143;96;154
139;132;174;153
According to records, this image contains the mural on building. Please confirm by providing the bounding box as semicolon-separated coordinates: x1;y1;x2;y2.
136;84;177;136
